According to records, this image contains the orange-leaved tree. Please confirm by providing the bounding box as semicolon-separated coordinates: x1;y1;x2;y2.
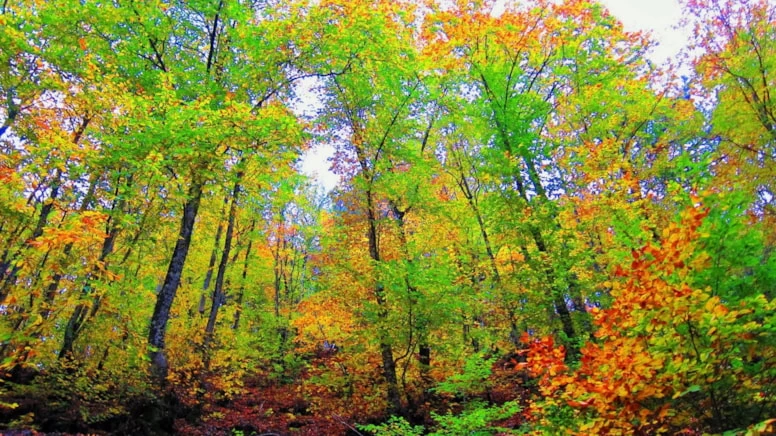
526;202;776;434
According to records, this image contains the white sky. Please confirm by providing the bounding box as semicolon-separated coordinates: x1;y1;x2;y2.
298;0;687;192
598;0;686;62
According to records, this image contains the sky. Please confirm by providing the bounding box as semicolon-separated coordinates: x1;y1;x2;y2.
298;0;687;192
599;0;686;62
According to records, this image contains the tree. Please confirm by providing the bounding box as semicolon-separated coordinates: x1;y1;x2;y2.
683;0;776;219
0;0;774;434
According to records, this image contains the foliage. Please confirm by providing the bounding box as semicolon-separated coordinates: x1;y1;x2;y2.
0;0;774;434
358;415;425;436
433;354;498;399
526;203;776;434
430;400;521;436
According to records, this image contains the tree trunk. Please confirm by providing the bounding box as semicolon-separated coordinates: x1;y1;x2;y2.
148;180;204;379
479;73;580;354
200;196;228;315
365;189;403;415
204;174;241;353
232;220;254;330
272;214;284;320
456;172;500;282
527;226;578;357
380;340;403;415
419;343;431;383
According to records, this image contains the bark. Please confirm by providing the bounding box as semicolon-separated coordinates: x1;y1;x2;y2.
340;77;415;415
530;228;576;336
232;220;255;330
148;180;204;379
271;211;293;343
391;203;432;406
379;340;403;416
200;196;229;314
273;241;282;319
204;174;241;349
271;209;286;320
0;224;29;281
118;196;156;266
460;177;500;281
232;219;256;330
365;188;403;415
418;343;431;383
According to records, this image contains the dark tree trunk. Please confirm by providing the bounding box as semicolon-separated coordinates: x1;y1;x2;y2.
4;176;99;364
365;189;403;415
0;224;29;283
455;171;500;282
148;180;204;379
232;220;254;330
527;226;578;357
479;73;580;355
419;343;431;384
119;197;156;266
204;174;241;351
200;196;228;315
379;340;403;415
272;213;285;320
391;202;433;406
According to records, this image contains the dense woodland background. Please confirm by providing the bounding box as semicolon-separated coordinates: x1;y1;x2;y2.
1;0;775;434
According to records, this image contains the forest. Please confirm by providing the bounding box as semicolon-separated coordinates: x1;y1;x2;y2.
0;0;775;434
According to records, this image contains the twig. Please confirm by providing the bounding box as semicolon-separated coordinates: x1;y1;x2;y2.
332;414;364;436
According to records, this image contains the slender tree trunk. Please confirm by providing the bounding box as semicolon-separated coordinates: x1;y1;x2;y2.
365;189;403;415
148;179;204;379
200;196;228;315
282;242;293;301
0;224;29;281
273;257;282;319
272;215;284;320
204;174;241;353
118;196;157;267
465;192;499;281
449;152;500;282
418;343;431;383
232;220;255;330
526;226;577;355
391;203;433;402
6;175;100;364
379;340;402;415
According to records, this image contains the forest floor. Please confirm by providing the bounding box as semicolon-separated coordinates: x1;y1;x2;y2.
0;353;530;435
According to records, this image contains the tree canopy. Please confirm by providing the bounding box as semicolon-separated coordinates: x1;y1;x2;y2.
0;0;775;434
